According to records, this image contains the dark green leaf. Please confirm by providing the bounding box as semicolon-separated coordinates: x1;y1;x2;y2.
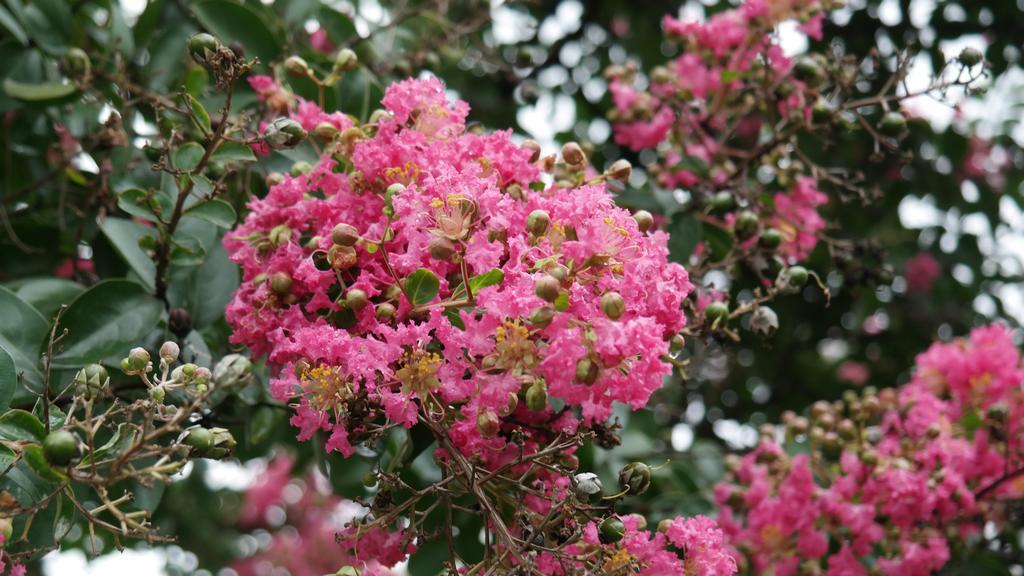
6;278;85;319
668;212;702;262
186;199;236;228
98;217;157;292
186;94;212;134
0;409;46;441
0;286;47;388
318;6;358;46
451;268;504;300
0;5;28;45
404;269;440;306
210;141;256;163
23;444;68;483
703;222;734;262
118;188;173;223
50;280;163;369
174;142;205;171
2;78;76;103
0;345;14;413
193;0;283;65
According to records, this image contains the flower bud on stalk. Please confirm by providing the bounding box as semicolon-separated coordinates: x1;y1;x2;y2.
573;472;602;501
600;291;626;320
213;354;253;390
476;410;500;438
160;341;180;364
331;223;360;247
526;380;548;411
618;462;652;496
575;358;599;385
333;48;358;73
599;517;626;543
74;364;109;398
313;121;340;143
605;159;632;182
188;33;221;68
561;142;586;166
283;55;310;77
633;210;654;233
263;118;307;149
535;275;561;303
428;236;457;261
527;210;550;236
528;306;557;329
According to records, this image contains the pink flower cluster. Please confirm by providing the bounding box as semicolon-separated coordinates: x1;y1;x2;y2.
714;324;1024;575
607;0;831;262
232;455;402;575
225;76;692;464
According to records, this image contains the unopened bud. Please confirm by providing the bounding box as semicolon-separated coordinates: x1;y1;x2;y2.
878;111;907;137
206;427;237;459
575;358;599;385
476;410;500;438
633;210;654;233
522;139;541;163
127;347;151;372
270;271;293;295
375;302;397;321
574;472;602;500
704;301;729;325
734;210;759;240
149;385;166;404
561;142;586;166
958;47;983;67
526;380;548;411
263;117;307;149
269;224;292;247
428;236;458;261
759;228;782;249
74;364;109;396
212;354;253;390
599;517;626;543
265;172;285;187
160;341;180;363
527;210;550;236
600;291;626;320
331;223;360;247
62;47;92;80
333;48;358;72
313;121;340;143
283;55;310;77
188;33;220;67
782;266;809;288
606;159;632;182
345;289;369;311
534;275;561;303
528;306;557;329
618;462;652;496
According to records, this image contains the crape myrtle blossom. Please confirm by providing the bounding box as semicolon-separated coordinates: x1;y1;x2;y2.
224;75;733;573
714;324;1024;575
607;0;835;262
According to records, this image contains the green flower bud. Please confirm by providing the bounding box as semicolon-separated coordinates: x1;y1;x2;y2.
618;462;652;496
534;275;561;303
428;236;457;261
345;289;369;311
181;363;198;379
526;380;548;412
270;272;293;296
759;228;782;249
333;48;358;73
194;367;212;387
283;55;310;77
206;427;237;459
527;210;551;236
120;358;132;373
212;354;253;390
958;47;983;67
263;117;307;149
669;334;685;352
476;410;500;438
633;210;654;233
704;301;729;324
878;111;907;137
575;358;599;385
62;47;92;80
74;364;109;395
43;430;78;466
269;224;292;247
127;347;151;372
375;302;397;321
313;121;340;143
793;56;825;85
599;517;626;543
811;98;833;123
149;385;166;404
528;306;557;329
709;191;736;213
782;266;809;287
182;427;213;456
733;210;759;240
600;291;626;320
188;33;220;67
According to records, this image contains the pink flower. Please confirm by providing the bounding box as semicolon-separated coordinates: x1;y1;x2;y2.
904;252;940;293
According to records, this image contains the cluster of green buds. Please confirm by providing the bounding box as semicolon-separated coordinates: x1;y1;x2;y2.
780;386;889;462
120;341;212;404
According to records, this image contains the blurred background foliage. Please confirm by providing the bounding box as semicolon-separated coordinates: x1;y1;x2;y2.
0;0;1022;573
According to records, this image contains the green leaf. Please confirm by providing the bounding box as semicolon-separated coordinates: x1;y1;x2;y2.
0;344;15;413
703;222;734;262
170;234;208;267
668;212;702;263
79;423;131;466
117;188;173;223
0;5;28;45
0;409;46;441
174;142;205;172
185;94;211;134
98;217;157;292
6;278;85;319
193;0;283;65
23;444;68;483
2;78;77;103
16;0;71;55
404;269;440;306
0;286;47;388
107;2;135;57
186;199;236;228
210;141;256;163
50;280;163;369
318;6;358;46
451;268;504;300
